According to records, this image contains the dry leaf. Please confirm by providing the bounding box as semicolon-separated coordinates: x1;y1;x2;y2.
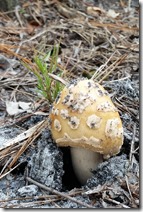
107;9;120;18
87;6;105;17
6;101;32;116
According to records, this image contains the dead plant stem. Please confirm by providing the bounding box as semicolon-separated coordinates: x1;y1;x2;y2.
26;177;93;208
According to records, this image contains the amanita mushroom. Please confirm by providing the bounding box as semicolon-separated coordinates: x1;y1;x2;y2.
49;79;124;185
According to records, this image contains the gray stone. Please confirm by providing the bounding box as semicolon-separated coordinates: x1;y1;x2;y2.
29;136;64;191
0;190;7;200
0;126;21;149
85;155;129;188
17;185;38;197
0;55;13;72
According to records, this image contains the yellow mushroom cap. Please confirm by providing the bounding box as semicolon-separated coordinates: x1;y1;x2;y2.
49;79;124;158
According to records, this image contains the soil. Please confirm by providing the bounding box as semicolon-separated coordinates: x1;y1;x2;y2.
0;0;139;208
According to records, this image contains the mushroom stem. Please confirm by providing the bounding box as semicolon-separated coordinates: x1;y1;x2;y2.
70;147;103;185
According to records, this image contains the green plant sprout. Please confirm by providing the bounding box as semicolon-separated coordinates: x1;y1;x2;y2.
24;44;64;103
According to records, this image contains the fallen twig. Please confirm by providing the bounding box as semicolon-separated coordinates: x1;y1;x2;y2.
104;197;130;208
0;162;23;180
129;123;136;164
98;53;128;83
26;177;93;208
0;120;47;151
8;119;48;169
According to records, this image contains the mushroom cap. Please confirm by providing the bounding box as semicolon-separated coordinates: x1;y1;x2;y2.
49;79;123;158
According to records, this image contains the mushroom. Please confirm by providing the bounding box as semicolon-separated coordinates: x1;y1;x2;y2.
49;79;124;185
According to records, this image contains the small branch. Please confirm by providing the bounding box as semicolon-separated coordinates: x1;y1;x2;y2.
91;51;117;80
129;123;136;164
6;198;62;208
104;197;130;208
8;119;49;169
15;6;23;27
0;162;22;180
48;73;68;85
0;120;48;151
125;175;133;200
98;53;128;84
26;177;93;208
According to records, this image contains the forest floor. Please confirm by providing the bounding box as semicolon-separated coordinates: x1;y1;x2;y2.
0;0;139;208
